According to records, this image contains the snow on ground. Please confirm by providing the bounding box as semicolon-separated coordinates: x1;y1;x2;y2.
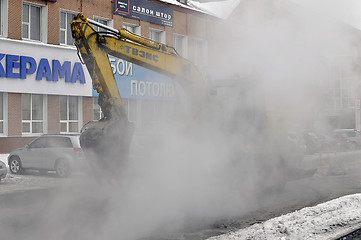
208;193;361;240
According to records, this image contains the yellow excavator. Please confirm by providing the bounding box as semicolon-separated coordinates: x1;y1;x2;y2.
71;13;205;179
71;13;315;186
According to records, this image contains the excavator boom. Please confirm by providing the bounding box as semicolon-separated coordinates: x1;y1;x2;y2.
71;13;203;179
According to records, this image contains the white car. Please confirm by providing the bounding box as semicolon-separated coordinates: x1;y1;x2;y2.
8;134;85;177
0;161;7;181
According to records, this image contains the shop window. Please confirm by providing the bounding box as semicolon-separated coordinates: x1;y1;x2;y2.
93;16;113;32
0;92;7;135
194;38;208;70
22;94;44;134
149;28;165;43
123;23;141;35
22;2;46;42
93;97;103;121
60;96;81;133
140;100;164;133
173;33;188;58
125;98;137;124
94;97;135;124
60;10;76;45
0;0;7;37
0;93;3;134
0;0;8;36
333;77;356;109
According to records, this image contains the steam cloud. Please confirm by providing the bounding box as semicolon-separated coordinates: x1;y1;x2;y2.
2;1;360;240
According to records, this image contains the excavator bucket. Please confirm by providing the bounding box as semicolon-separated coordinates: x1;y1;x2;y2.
79;117;134;180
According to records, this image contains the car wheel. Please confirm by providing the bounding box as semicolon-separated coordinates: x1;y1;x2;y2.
9;156;23;174
55;159;70;177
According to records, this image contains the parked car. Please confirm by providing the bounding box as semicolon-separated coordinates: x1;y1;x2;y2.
0;161;7;181
288;131;307;153
332;129;361;150
8;134;85;177
303;132;322;154
313;132;338;152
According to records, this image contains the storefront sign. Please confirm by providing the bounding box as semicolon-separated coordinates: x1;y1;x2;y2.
0;54;85;83
0;38;92;96
114;0;173;27
92;55;177;100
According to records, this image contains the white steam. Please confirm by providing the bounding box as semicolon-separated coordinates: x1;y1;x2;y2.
3;1;361;240
209;0;359;131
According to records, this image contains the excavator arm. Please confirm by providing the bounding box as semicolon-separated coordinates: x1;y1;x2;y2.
71;13;204;179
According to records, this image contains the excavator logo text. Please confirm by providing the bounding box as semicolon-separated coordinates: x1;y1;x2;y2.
124;46;159;62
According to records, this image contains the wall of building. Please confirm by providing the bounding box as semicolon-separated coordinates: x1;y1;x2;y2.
0;0;213;153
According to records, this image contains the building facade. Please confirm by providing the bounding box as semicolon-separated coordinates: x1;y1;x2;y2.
0;0;212;153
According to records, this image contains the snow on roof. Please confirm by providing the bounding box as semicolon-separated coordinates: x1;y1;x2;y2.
158;0;207;14
188;0;241;19
158;0;240;19
207;193;361;240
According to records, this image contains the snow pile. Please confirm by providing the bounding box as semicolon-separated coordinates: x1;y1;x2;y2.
208;194;361;240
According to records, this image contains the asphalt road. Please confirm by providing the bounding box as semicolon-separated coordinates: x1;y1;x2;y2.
0;151;360;240
147;151;361;239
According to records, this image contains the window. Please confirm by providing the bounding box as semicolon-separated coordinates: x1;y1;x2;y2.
120;98;139;132
0;93;3;134
22;2;46;41
22;94;44;134
0;92;7;135
194;38;208;70
119;98;138;125
60;96;81;133
139;100;178;133
173;33;188;57
0;0;2;35
333;73;356;109
123;23;141;35
93;97;103;120
0;0;6;36
60;10;76;45
149;28;165;43
115;98;177;134
93;16;113;32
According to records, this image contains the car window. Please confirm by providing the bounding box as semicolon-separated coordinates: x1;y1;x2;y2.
46;137;73;148
30;137;47;148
